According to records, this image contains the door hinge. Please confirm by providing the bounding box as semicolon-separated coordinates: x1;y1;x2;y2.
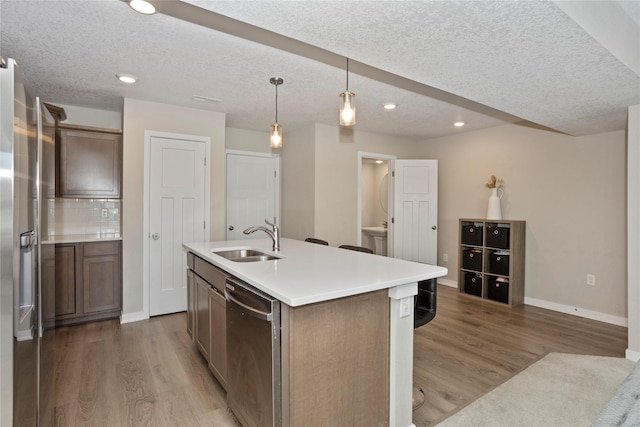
392;170;395;177
204;157;207;166
392;217;395;224
274;170;277;178
203;221;206;229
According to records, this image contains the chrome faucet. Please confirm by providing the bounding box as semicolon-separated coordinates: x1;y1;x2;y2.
243;219;280;251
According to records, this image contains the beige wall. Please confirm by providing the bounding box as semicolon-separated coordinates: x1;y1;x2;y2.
226;127;275;154
122;98;226;317
628;104;640;359
281;124;316;240
417;124;627;320
313;123;417;246
54;103;122;129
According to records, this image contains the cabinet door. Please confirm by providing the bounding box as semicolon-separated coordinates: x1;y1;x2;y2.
54;245;76;317
194;276;211;360
208;287;227;388
186;269;195;340
58;128;122;198
82;251;121;314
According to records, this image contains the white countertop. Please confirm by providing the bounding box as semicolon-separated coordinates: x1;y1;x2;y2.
44;233;123;244
184;238;447;307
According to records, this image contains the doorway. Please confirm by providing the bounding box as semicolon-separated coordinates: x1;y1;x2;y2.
225;150;280;240
143;131;210;318
358;152;394;256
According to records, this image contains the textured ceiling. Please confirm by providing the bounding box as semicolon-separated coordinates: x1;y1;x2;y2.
1;0;638;140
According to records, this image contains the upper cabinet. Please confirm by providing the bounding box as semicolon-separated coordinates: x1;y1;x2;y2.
57;124;122;198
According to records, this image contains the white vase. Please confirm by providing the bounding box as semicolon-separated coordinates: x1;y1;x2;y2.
487;187;504;220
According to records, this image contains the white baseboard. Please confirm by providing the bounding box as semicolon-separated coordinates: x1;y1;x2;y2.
438;278;458;288
626;349;640;362
524;296;628;327
120;311;149;324
437;281;628;327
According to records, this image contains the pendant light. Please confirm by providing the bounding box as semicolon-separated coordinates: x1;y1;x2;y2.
339;58;356;126
270;77;283;148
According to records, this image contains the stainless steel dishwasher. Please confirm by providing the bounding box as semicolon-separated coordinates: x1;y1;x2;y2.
225;276;281;427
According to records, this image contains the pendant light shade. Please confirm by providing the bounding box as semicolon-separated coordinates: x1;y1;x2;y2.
270;123;282;148
269;77;284;148
339;58;356;126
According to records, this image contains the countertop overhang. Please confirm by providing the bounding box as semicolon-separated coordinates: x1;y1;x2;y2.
184;238;447;307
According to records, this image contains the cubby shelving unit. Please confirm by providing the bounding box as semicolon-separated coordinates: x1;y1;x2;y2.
458;218;526;307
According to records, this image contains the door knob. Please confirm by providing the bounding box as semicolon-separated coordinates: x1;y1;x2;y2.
152;233;160;240
432;225;437;230
228;226;234;231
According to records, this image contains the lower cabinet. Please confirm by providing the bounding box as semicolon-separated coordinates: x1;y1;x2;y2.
208;286;227;388
187;253;228;389
186;268;195;340
194;275;211;360
54;241;122;326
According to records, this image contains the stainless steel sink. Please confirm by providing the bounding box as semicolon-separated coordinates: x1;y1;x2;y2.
213;248;281;262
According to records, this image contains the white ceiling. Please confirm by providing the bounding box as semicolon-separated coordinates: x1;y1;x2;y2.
1;0;638;140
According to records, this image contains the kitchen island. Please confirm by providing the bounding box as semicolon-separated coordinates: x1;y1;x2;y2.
184;238;447;427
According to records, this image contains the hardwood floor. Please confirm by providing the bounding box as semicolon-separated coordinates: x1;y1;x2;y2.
52;285;627;426
413;285;628;426
52;313;240;427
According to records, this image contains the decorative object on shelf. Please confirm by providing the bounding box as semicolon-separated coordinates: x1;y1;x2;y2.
485;175;504;220
339;58;356;126
269;77;284;148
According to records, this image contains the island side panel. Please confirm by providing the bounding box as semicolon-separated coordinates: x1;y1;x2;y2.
281;289;390;426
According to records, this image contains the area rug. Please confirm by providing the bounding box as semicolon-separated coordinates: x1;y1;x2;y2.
436;352;635;427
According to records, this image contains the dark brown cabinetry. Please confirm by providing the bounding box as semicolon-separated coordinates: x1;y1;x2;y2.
195;275;211;360
187;253;228;389
57;124;122;198
54;240;122;326
458;219;526;306
54;245;77;317
186;267;195;339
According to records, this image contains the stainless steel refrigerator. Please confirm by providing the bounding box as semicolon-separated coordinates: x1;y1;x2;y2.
0;57;56;426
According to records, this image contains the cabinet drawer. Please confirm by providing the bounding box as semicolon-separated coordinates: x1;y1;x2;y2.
194;256;229;291
83;241;121;257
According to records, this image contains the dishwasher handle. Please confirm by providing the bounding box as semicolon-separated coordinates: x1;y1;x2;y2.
225;288;273;322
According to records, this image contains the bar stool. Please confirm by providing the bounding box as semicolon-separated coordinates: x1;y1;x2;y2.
305;238;329;245
338;244;373;254
413;278;437;411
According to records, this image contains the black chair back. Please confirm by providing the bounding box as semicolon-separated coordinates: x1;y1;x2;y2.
339;245;373;254
305;238;329;245
414;278;437;329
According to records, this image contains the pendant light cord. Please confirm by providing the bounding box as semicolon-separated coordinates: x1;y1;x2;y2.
275;82;278;123
346;58;349;92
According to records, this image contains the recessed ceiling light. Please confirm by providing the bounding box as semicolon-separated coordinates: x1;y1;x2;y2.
116;74;137;84
129;0;156;15
383;103;397;110
454;121;465;127
375;160;384;164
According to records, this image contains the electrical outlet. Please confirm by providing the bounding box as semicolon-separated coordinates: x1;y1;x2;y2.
101;209;108;219
400;297;412;317
443;253;449;262
586;274;596;286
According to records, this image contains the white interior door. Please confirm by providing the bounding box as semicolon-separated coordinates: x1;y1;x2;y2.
226;152;279;240
149;136;206;316
393;159;438;264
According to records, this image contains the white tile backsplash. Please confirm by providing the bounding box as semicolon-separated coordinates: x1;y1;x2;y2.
54;198;121;236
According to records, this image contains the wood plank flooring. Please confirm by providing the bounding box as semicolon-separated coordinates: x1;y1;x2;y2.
52;285;627;426
413;285;628;426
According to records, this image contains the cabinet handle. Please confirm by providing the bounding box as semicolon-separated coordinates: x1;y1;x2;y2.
152;233;160;240
228;226;234;231
432;225;437;230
